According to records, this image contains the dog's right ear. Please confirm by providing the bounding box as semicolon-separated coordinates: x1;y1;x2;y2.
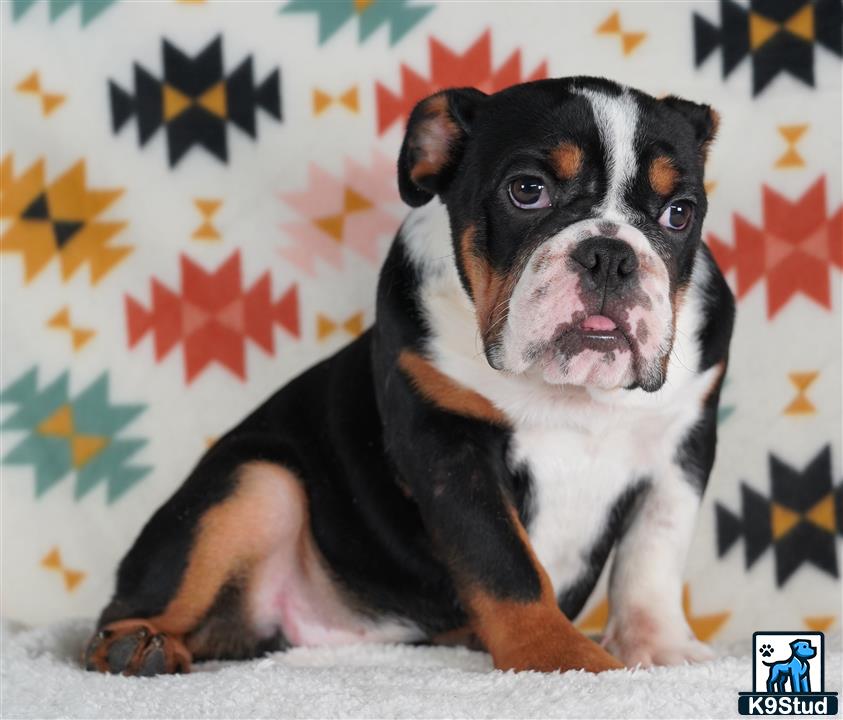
397;87;487;207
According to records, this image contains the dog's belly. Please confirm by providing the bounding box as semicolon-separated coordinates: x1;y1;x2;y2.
514;421;653;601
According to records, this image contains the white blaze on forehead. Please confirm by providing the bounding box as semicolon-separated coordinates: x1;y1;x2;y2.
575;88;640;220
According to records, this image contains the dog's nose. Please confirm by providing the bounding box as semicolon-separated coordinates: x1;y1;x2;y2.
571;237;638;290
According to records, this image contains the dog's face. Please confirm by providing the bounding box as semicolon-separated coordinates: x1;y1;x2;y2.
398;78;718;392
791;640;817;659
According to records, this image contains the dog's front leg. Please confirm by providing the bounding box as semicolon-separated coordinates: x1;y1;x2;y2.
402;429;620;673
603;469;714;667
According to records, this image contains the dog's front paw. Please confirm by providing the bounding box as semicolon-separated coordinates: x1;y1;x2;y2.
603;610;715;668
83;619;191;676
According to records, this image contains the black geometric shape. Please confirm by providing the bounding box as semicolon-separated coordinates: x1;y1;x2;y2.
742;483;773;567
21;193;50;221
835;485;843;537
752;0;806;23
693;13;722;67
163;35;223;98
816;0;843;55
752;30;814;95
774;521;838;585
771;445;833;512
715;502;743;555
108;35;282;167
166;106;227;166
720;0;750;76
52;221;84;249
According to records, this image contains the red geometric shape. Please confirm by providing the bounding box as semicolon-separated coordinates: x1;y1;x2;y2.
375;29;548;135
124;251;299;383
707;176;843;318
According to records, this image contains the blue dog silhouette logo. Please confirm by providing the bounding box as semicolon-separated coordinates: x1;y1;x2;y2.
763;639;816;694
738;631;838;715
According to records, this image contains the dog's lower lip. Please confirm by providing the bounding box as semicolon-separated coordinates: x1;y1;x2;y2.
580;315;617;332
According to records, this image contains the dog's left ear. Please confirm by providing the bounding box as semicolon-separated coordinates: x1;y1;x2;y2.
660;96;719;160
397;87;487;207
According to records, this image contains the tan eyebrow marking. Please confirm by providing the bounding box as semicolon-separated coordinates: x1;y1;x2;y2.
648;155;679;196
551;142;583;180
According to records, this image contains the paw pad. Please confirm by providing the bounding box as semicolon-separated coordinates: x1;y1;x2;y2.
759;643;774;657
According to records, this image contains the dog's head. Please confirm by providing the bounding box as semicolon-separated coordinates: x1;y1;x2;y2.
397;77;718;392
790;640;817;660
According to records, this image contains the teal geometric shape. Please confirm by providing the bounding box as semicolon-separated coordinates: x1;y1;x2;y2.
281;0;433;46
1;367;151;504
718;376;735;424
11;0;118;25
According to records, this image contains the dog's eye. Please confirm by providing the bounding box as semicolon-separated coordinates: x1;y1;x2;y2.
509;176;551;209
659;200;694;231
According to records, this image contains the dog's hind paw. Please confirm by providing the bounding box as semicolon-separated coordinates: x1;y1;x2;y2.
83;619;192;676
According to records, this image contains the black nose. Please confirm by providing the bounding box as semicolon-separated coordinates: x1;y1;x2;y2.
570;237;638;290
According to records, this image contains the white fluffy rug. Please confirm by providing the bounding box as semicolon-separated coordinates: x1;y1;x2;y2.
2;620;839;719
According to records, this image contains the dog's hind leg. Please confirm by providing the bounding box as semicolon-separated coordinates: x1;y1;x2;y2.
85;435;307;675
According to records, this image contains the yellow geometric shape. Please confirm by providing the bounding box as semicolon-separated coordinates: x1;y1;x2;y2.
344;187;373;214
41;93;66;115
785;4;814;41
704;180;718;195
750;13;781;50
163;84;191;121
197;82;227;118
354;0;374;13
621;32;647;55
47;306;71;329
71;434;108;468
63;569;86;592
775;124;809;169
317;313;337;340
682;585;730;642
780;124;809;144
339;86;359;112
806;494;836;533
37;404;74;438
41;547;62;570
772;502;801;539
71;328;96;350
776;148;804;168
16;71;41;94
194;198;221;217
192;198;222;241
805;615;836;632
597;11;621;34
342;312;364;337
314;214;344;241
784;370;818;415
576;596;609;634
313;88;332;115
192;223;220;241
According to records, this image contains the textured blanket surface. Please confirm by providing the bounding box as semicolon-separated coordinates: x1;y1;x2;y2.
7;620;841;720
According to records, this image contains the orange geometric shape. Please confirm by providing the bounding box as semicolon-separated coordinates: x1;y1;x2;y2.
41;547;62;570
354;0;374;13
596;12;646;55
804;615;836;632
682;585;730;642
772;503;801;539
47;307;72;329
596;11;621;34
343;312;364;337
621;32;647;55
317;312;365;340
71;434;108;468
15;71;66;116
339;86;359;112
163;84;191;121
314;214;345;241
806;494;836;533
37;405;74;437
16;71;41;94
784;370;819;415
317;314;337;340
775;124;809;168
750;12;780;49
192;198;222;241
197;82;227;118
785;4;814;41
313;88;333;115
63;569;86;591
576;596;609;634
47;306;96;351
344;187;372;213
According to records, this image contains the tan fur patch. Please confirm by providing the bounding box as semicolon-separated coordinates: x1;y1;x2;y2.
551;142;583;180
649;155;679;196
408;94;459;184
149;463;305;636
459;225;518;348
399;350;507;426
702;359;727;405
465;511;623;673
701;108;720;161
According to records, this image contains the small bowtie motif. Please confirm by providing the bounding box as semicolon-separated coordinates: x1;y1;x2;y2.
317;312;364;340
596;12;647;56
192;198;223;241
784;371;819;415
41;547;86;592
776;124;809;169
313;86;359;116
16;71;66;116
47;306;95;351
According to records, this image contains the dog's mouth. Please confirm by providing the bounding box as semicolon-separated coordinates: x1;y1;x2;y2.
554;314;631;354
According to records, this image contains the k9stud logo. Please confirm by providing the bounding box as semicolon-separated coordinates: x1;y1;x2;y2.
739;632;838;715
